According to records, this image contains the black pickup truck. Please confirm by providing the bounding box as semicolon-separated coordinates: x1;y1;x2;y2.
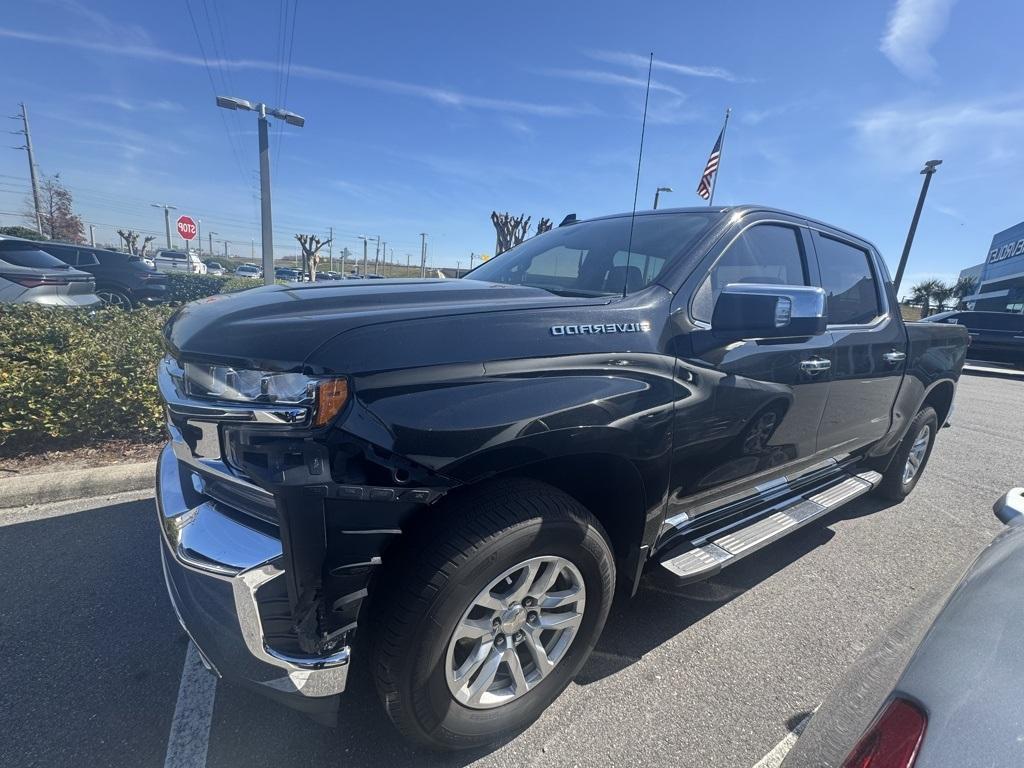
156;206;967;749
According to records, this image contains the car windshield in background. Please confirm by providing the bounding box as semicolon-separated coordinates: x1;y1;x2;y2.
464;212;718;297
0;245;70;269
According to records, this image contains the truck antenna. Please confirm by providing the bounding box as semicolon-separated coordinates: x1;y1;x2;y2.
623;52;653;299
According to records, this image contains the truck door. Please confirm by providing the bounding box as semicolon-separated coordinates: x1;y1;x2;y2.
664;217;835;517
810;230;907;454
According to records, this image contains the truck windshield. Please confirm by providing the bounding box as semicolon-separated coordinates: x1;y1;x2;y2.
464;212;718;296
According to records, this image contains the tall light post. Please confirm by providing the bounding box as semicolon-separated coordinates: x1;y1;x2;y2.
208;231;217;259
358;235;371;277
653;186;672;209
215;95;305;285
196;219;202;257
893;160;942;294
151;203;177;249
420;232;428;278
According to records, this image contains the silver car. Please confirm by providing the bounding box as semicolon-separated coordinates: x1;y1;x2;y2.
0;241;101;307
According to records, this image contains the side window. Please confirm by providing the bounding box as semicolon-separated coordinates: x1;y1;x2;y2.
692;223;808;322
42;245;76;266
76;250;99;267
816;235;882;325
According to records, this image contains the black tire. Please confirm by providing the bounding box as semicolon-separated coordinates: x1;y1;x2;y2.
370;478;615;750
875;406;938;501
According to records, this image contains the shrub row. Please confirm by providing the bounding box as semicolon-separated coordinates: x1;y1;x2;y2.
163;272;264;303
0;305;172;456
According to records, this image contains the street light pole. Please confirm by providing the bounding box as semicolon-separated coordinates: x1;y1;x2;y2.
151;203;177;249
224;240;229;259
215;95;305;286
89;225;95;247
893;160;943;294
208;231;217;259
653;186;672;209
196;219;202;257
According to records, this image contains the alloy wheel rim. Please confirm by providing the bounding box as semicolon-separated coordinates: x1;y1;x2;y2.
97;291;130;309
903;424;931;485
444;555;586;709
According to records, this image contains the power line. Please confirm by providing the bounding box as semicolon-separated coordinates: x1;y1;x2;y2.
274;0;300;178
182;0;251;191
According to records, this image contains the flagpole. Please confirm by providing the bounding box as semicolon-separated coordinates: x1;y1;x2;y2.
708;107;731;207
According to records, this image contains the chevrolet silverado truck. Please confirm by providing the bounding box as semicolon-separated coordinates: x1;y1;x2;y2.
156;206;968;749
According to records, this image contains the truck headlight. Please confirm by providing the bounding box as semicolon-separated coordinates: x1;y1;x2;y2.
183;363;348;425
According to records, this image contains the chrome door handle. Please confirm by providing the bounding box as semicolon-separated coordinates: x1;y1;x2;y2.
883;351;907;364
800;358;831;373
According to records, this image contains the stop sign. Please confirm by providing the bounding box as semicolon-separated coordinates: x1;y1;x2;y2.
176;215;197;241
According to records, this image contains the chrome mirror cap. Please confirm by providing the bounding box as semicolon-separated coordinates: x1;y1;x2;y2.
993;488;1024;527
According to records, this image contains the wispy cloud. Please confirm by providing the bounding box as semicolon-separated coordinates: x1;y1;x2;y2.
586;50;745;83
539;68;684;96
82;94;184;112
854;96;1024;168
880;0;957;80
0;26;596;119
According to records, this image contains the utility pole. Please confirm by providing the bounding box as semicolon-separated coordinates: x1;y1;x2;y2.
358;235;370;277
196;219;202;257
89;225;95;247
470;252;475;271
9;103;43;235
150;203;177;249
340;246;350;275
894;160;943;294
406;253;411;273
251;238;255;259
328;227;333;272
223;240;229;258
456;260;461;278
208;231;217;258
215;96;305;286
377;240;386;275
373;235;380;276
419;233;428;278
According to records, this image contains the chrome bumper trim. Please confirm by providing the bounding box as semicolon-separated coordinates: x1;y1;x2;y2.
157;444;349;697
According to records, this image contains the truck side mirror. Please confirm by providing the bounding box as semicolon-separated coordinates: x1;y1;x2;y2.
711;283;827;341
993;488;1024;527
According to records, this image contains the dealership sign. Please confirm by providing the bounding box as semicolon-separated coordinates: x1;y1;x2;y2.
986;220;1024;264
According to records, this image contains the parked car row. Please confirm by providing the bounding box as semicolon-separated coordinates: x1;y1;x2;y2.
0;238;100;308
922;309;1024;367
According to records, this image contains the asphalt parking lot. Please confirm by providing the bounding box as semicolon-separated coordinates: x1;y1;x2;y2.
1;373;1019;768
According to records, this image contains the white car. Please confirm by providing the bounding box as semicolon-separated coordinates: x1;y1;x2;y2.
235;264;262;279
154;250;207;274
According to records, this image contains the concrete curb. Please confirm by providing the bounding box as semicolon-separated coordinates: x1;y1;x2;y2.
0;460;156;509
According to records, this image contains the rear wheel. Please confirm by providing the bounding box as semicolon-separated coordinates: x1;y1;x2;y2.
370;479;615;750
875;406;938;501
96;288;133;309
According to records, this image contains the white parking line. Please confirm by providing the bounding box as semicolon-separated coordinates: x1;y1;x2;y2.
164;642;218;768
751;714;811;768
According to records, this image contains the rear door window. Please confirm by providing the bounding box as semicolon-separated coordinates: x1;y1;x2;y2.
0;246;68;269
815;235;882;325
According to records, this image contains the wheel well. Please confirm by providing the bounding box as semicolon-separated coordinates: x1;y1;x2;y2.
922;380;955;425
485;454;647;575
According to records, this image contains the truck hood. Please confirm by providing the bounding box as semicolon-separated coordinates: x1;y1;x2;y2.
164;278;609;369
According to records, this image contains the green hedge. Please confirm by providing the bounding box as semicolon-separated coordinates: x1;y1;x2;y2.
164;272;264;303
0;305;172;456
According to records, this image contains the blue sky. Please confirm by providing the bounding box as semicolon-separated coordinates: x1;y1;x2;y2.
0;0;1020;289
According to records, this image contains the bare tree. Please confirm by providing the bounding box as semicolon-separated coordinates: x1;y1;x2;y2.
27;174;85;243
536;217;553;235
138;235;156;258
491;212;531;255
117;229;140;255
295;233;333;282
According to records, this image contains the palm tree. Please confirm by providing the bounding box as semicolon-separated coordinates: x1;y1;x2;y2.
932;282;955;313
953;276;977;307
910;278;944;317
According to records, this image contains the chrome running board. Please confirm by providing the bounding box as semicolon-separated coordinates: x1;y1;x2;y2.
660;470;881;583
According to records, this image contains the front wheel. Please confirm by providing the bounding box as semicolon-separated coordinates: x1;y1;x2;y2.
875;406;938;501
370;479;615;750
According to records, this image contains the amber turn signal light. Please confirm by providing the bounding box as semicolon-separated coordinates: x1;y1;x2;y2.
314;378;349;427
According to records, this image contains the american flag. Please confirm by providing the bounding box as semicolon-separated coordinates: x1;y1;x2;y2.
696;127;725;200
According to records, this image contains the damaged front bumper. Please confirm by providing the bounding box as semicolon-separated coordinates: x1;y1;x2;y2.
157;444;350;700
